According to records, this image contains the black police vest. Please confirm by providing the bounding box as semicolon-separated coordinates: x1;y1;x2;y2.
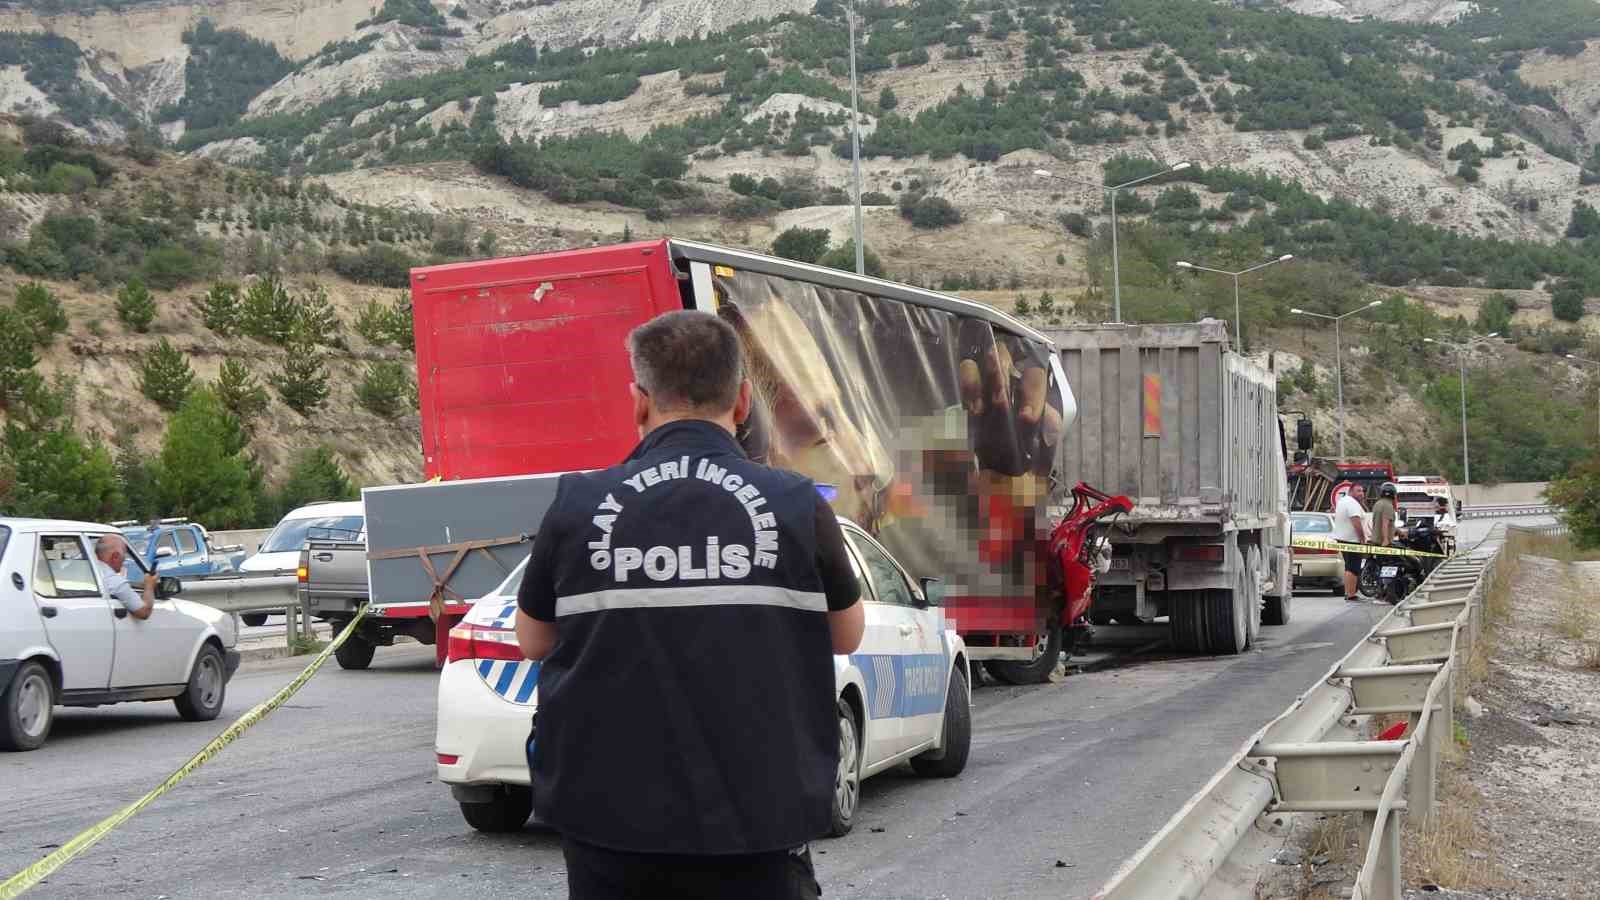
531;420;838;855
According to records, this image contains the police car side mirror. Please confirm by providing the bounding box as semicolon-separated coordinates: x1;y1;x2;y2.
919;577;947;607
156;576;183;600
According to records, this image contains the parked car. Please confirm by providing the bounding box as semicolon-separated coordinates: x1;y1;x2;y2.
115;519;247;579
434;518;972;834
237;501;364;626
1290;512;1343;595
1;518;241;751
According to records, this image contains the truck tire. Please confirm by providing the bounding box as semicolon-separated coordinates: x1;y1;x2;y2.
1262;590;1292;626
1;661;54;751
911;667;970;778
458;785;532;833
984;621;1062;685
1243;546;1262;648
335;634;376;670
1204;587;1249;655
241;613;269;627
175;644;227;722
1169;591;1206;653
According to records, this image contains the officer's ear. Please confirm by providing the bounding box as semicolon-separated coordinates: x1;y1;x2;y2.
630;382;651;433
732;380;753;425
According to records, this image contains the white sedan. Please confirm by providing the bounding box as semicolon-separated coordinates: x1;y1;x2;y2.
435;518;973;833
1;519;240;751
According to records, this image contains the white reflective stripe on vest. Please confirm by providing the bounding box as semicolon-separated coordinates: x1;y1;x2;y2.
555;584;828;618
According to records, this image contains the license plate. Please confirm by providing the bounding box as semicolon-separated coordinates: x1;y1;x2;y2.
1110;558;1131;571
1380;566;1399;578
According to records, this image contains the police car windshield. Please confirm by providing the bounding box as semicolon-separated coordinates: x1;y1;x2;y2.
262;515;365;553
490;559;529;599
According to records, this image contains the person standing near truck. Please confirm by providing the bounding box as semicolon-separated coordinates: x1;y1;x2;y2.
513;310;864;900
1332;483;1369;603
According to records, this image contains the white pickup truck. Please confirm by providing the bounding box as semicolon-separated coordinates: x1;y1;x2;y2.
1;518;240;751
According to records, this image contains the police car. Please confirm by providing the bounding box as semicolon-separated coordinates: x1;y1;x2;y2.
434;518;972;834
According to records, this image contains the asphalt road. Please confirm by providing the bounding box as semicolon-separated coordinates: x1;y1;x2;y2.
1;583;1412;900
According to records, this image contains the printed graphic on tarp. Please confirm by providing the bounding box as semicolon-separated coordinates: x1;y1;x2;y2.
712;269;1066;633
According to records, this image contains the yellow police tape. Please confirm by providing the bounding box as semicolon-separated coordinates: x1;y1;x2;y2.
0;606;369;899
1291;537;1448;559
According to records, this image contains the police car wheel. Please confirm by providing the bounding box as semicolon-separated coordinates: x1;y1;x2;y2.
910;667;970;779
458;785;533;833
829;698;863;837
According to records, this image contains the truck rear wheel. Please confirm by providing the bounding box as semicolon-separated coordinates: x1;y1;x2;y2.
241;613;268;627
335;633;375;670
1169;589;1248;655
984;621;1062;685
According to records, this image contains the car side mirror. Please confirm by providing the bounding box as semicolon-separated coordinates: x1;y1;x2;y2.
156;576;182;599
1295;418;1314;451
156;546;176;559
919;577;947;607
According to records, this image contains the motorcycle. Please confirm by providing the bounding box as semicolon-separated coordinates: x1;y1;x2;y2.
1368;519;1446;604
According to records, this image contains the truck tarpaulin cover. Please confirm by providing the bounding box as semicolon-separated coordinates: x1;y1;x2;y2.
710;267;1067;633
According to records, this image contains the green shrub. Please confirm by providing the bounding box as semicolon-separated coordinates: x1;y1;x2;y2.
268;446;358;521
115;278;157;333
13;282;68;346
139;338;194;411
817;239;884;278
357;360;412;418
772;226;831;263
900;194;962;229
141;243;206;290
330;243;416;288
1552;284;1586;323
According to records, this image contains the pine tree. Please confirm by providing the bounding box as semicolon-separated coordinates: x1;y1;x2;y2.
0;306;41;408
214;359;269;428
357;360;412;418
270;340;330;415
156;388;256;528
1014;294;1033;316
14;282;68;346
115;278;157;333
139;339;194;411
193;282;241;336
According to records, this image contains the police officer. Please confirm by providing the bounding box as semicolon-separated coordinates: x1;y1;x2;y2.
514;310;865;900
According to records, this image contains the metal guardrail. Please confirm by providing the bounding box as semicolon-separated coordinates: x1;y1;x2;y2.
177;571;313;648
1458;504;1558;520
1094;543;1501;900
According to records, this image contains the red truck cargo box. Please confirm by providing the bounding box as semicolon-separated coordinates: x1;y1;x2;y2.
410;240;686;481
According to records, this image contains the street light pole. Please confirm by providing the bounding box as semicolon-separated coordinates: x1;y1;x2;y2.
1034;161;1191;322
1566;354;1600;443
1291;299;1384;459
1424;334;1499;506
846;0;865;276
1175;254;1295;347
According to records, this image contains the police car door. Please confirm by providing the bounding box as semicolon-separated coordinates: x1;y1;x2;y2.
841;524;948;758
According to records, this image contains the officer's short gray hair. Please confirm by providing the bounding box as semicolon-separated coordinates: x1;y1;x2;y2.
94;534;125;560
628;311;744;413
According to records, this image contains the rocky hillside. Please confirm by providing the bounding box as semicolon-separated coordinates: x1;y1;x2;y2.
0;0;1598;517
